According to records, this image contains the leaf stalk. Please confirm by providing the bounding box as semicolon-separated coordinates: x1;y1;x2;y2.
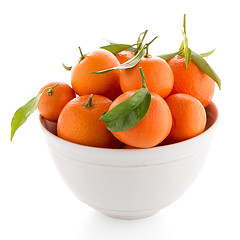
144;36;158;57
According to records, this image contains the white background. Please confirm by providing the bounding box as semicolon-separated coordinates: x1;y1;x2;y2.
1;0;240;239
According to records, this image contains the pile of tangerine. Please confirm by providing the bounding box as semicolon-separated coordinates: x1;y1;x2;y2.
37;46;216;149
11;16;220;148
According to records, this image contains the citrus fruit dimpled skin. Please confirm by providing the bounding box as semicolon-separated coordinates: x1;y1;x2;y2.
38;82;76;122
71;49;121;97
167;55;215;107
165;93;207;143
109;91;173;148
57;95;121;148
120;56;174;98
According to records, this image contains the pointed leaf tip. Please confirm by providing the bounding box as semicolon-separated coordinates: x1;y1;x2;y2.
191;51;221;90
10;94;41;141
200;49;216;57
62;63;72;71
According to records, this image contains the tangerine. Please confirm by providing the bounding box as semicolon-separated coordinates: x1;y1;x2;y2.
104;82;123;101
120;56;174;98
167;55;215;107
57;94;121;148
108;91;172;148
115;50;135;64
71;49;120;97
165;93;207;143
38;82;75;122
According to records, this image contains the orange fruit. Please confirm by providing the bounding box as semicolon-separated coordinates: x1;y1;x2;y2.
120;56;174;98
38;82;75;122
108;91;172;148
57;94;121;148
167;55;215;107
104;82;123;101
115;50;135;64
71;49;120;97
165;93;207;143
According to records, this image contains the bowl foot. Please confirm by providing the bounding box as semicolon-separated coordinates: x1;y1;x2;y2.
92;205;168;220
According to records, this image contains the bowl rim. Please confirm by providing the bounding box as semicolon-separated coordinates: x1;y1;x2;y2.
39;101;219;166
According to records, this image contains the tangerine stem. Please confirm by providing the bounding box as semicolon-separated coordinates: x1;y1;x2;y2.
183;14;186;36
78;46;85;60
144;36;158;57
42;83;59;96
134;30;148;55
139;67;147;90
85;94;94;108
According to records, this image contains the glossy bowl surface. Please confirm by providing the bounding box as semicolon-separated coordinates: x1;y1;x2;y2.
40;102;218;219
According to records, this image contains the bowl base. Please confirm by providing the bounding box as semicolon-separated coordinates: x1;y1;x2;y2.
92;205;168;220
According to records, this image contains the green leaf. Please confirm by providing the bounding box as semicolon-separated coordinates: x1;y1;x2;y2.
100;88;151;132
100;67;151;132
103;39;135;51
199;49;216;57
10;94;41;141
178;40;184;55
91;46;145;74
126;46;136;51
137;34;142;46
191;51;221;90
185;47;192;68
10;83;59;141
183;36;190;67
100;43;132;55
157;52;179;61
62;63;72;71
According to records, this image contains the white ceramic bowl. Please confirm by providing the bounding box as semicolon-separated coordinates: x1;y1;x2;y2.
40;102;218;220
